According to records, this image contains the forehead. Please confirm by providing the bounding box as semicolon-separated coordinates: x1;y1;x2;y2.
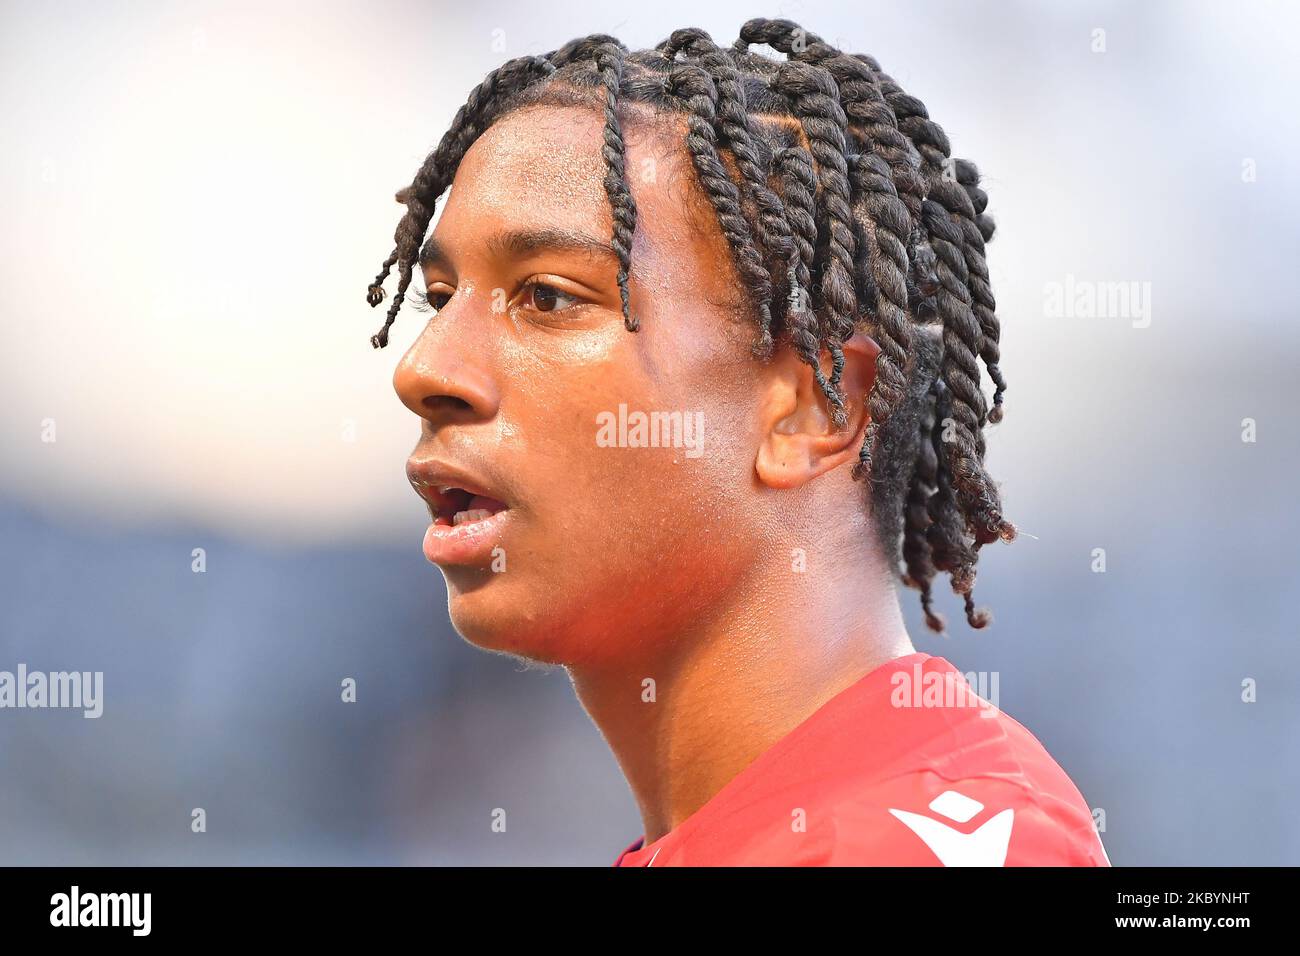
427;103;721;266
451;105;611;214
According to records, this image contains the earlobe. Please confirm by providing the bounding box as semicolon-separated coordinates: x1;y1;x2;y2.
754;332;881;491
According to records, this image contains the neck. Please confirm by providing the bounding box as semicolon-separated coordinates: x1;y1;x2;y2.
567;544;914;845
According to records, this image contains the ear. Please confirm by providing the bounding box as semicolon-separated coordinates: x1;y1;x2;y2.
755;332;881;491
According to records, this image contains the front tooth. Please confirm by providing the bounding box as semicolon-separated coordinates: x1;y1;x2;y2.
453;508;492;526
438;485;456;495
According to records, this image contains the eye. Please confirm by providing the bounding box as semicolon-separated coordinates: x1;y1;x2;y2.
411;287;453;313
520;280;579;314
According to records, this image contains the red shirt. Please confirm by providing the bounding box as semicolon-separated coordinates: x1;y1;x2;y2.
614;652;1110;866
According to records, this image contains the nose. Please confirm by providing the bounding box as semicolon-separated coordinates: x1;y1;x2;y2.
393;308;501;427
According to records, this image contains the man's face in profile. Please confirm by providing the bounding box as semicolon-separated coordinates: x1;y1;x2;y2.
393;104;778;668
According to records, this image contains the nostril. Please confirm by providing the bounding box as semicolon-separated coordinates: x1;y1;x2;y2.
422;395;474;414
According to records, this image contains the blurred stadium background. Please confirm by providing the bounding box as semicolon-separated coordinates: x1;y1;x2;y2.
1;0;1296;864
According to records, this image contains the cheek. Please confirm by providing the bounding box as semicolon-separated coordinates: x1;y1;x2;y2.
499;317;760;579
447;311;765;663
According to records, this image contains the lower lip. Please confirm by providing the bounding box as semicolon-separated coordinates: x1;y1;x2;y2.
422;509;513;566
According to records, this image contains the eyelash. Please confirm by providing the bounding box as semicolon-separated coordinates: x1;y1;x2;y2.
409;287;450;314
410;281;580;316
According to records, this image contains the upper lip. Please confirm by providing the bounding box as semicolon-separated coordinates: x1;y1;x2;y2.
405;456;511;514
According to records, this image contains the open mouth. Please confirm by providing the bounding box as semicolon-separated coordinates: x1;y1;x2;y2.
407;469;510;527
427;485;509;527
406;461;514;565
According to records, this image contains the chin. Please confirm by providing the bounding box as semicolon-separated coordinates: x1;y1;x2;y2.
435;556;697;669
440;570;574;665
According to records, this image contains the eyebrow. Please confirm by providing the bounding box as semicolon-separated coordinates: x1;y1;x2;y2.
418;227;618;273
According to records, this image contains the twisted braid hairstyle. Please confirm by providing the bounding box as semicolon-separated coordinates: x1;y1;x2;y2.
364;19;1015;630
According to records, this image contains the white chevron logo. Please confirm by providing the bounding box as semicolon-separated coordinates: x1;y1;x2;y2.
888;790;1014;866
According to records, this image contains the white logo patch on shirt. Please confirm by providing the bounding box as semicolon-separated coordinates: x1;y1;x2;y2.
888;790;1014;866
